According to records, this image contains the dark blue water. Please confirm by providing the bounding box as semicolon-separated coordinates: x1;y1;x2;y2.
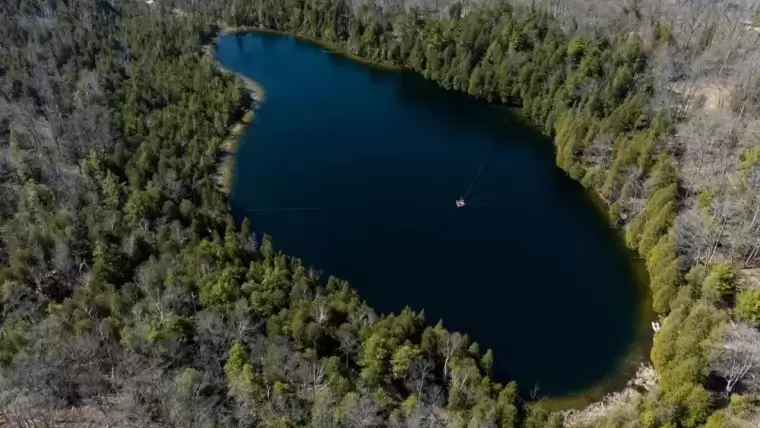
218;32;643;397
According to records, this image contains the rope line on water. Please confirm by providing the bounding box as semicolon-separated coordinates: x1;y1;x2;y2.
463;164;484;199
240;172;517;213
243;207;328;212
242;198;511;212
243;203;438;212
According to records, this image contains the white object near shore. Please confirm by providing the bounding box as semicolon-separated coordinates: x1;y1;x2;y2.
651;321;660;332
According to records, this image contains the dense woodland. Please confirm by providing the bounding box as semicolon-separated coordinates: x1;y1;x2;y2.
2;0;760;426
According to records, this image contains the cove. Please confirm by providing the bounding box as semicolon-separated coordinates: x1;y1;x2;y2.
217;31;649;399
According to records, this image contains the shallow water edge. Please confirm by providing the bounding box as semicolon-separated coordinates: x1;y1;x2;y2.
205;39;266;193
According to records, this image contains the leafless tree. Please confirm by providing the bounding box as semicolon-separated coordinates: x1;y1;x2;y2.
0;321;118;427
344;395;382;428
310;391;339;428
347;304;377;330
438;331;463;381
164;368;219;428
721;164;760;265
195;310;232;376
674;208;712;266
672;0;716;52
405;357;435;401
337;324;360;368
678;109;735;195
582;133;614;170
710;322;760;395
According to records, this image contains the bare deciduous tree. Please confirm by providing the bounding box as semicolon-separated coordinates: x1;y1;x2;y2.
439;331;463;381
344;395;382;428
710;322;760;395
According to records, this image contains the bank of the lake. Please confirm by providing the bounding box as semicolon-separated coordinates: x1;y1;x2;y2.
545;254;655;411
218;26;403;71
204;39;266;193
216;30;654;409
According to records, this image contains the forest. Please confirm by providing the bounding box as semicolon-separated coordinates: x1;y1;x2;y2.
1;0;760;426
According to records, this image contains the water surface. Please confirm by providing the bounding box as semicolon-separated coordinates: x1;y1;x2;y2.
218;32;645;397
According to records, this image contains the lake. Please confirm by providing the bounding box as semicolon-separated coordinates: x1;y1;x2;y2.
217;31;648;399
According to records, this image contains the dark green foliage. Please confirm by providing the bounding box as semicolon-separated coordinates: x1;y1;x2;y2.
652;21;673;46
651;290;725;427
736;289;760;326
701;262;739;303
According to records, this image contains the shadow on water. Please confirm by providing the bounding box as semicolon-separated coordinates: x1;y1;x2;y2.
218;31;654;407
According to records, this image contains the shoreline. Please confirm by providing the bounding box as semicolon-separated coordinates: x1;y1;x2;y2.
204;39;266;194
218;26;403;71
542;248;655;412
211;28;654;414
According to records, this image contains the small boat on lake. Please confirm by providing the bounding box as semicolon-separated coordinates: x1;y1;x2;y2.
456;198;467;208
